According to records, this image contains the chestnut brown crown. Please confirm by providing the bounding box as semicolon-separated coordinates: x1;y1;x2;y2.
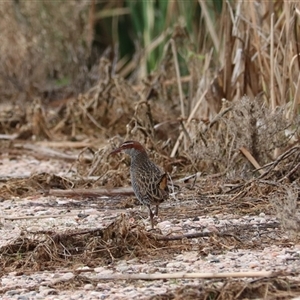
110;140;146;156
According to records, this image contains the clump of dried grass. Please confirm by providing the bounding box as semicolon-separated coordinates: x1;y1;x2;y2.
0;173;74;198
271;184;300;239
190;96;299;178
0;214;163;273
165;277;300;300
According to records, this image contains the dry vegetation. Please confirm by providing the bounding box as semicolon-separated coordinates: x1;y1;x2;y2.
0;1;300;299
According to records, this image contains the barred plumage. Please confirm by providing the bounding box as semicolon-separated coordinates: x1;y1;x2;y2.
110;141;169;228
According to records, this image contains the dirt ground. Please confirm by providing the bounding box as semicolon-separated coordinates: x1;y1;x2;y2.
0;144;300;299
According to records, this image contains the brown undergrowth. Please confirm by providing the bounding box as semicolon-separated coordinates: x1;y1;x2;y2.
0;215;166;273
157;277;300;300
0;211;286;276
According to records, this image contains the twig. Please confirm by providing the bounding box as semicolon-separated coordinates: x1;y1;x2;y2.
1;213;79;221
48;187;134;197
171;39;186;151
79;102;105;131
29;227;106;239
0;209;127;221
270;13;275;112
13;143;93;162
0;270;289;295
278;162;300;183
227;145;300;193
257;180;279;186
36;140;93;149
151;230;243;243
171;88;208;157
239;146;263;174
204;104;233;133
257;145;300;180
198;0;220;52
226;184;250;196
171;39;185;120
258;145;299;173
176;172;202;183
0;175;101;183
0;133;18;140
95;270;281;280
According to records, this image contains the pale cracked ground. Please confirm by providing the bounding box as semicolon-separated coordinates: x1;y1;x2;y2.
1;154;300;300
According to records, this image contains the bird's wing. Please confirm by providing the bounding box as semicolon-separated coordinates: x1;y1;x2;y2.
158;173;169;193
139;171;169;205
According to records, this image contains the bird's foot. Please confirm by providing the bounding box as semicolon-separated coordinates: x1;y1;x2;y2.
146;215;163;232
147;226;163;234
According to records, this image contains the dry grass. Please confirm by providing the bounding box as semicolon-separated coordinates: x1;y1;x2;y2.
0;1;90;100
160;277;300;300
0;1;300;298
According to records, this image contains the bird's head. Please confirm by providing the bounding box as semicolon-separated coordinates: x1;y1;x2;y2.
110;140;146;157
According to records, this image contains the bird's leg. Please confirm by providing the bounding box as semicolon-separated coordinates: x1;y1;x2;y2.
148;205;154;229
154;204;159;216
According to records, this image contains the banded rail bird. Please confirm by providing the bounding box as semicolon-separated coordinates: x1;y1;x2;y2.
110;141;169;228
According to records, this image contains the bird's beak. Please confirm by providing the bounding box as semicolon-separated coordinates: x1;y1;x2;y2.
109;147;122;155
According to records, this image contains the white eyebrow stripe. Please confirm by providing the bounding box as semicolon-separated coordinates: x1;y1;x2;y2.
123;141;134;146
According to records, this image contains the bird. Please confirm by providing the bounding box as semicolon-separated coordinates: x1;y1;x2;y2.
110;140;169;229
